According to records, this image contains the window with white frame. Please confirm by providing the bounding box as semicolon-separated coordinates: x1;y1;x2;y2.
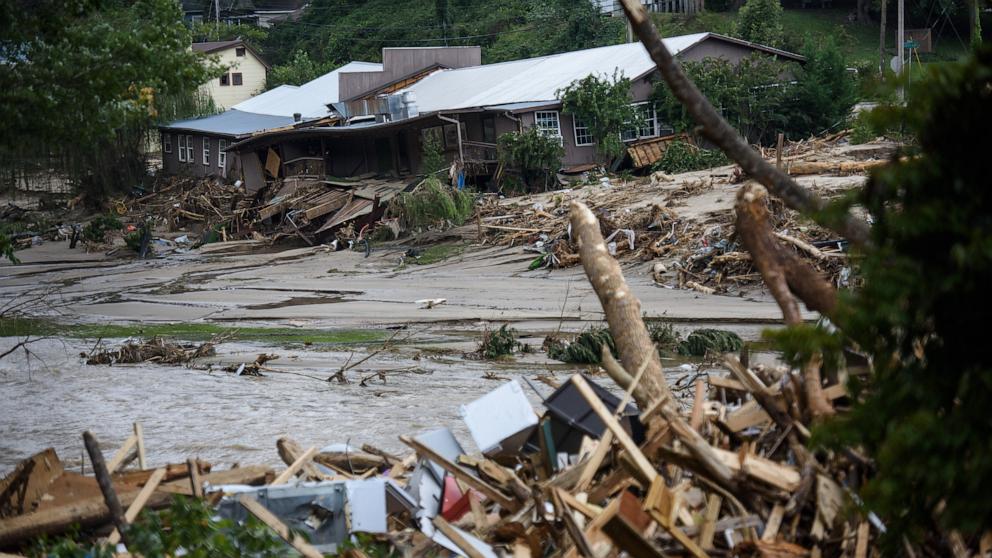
177;135;186;162
185;135;194;163
621;102;659;142
202;137;210;166
163;133;172;154
573;116;594;146
534;111;562;144
218;139;227;168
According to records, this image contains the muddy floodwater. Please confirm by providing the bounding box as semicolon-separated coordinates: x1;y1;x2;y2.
1;238;787;475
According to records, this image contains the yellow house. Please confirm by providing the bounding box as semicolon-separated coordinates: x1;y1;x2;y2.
193;40;269;110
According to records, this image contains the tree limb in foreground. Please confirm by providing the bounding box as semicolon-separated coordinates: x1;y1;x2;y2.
617;0;871;247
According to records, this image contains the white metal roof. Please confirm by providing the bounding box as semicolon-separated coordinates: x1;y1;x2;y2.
232;61;383;119
405;34;708;113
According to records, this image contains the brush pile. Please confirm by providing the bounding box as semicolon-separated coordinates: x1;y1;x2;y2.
83;336;217;365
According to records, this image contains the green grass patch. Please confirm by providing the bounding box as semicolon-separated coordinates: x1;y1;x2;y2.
408;243;465;266
0;317;387;345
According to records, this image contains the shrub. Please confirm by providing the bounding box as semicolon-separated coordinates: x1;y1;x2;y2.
652;141;729;174
786;37;858;138
0;233;17;264
648;320;681;350
677;329;743;356
547;327;618;364
497;128;564;191
420;129;447;177
388;177;474;232
477;324;520;359
558;71;642;161
82;215;123;243
736;0;784;47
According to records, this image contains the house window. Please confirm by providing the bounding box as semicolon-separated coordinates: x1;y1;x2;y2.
163;133;172;154
220;73;230;86
232;72;243;86
235;46;246;57
185;135;194;163
622;103;659;142
202;137;210;166
218;139;227;168
482;117;496;143
573;117;594;146
177;135;186;162
534;111;562;143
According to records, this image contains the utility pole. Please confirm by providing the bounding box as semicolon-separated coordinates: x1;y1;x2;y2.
879;0;886;76
215;0;221;23
897;0;904;75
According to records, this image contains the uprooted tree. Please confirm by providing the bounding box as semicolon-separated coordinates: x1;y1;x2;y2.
557;71;642;163
619;0;992;548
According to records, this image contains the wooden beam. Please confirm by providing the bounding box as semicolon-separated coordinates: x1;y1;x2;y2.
133;423;147;470
762;504;785;542
159;465;273;496
570;375;657;483
433;516;487;558
399;435;520;512
272;446;317;485
601;491;666;558
238;495;322;558
643;477;710;558
107;468;166;545
106;433;138;474
187;458;203;498
83;431;129;546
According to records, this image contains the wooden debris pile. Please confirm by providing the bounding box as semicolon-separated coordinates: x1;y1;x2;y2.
83;336;218;366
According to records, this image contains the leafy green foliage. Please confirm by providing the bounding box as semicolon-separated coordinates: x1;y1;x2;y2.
420;130;448;177
787;37;858;137
0;0;222;200
653;54;798;145
267;49;334;89
798;46;992;543
82;215;123;244
388;177;474;232
547;327;618;364
263;0;622;68
558;71;641;160
478;325;521;359
652;141;730;174
31;496;286;557
0;233;19;264
676;329;743;356
189;21;269;48
736;0;785;47
497;128;564;191
647;320;681;350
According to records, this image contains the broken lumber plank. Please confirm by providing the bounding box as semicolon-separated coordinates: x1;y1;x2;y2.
434;516;489;558
238;495;322;558
601;491;667;558
107;468;166;545
854;521;870;558
0;487;170;546
698;494;721;550
0;448;64;518
708;375;748;393
724;400;772;432
106;433;138;474
458;455;530;503
158;465;273;495
187;458;203;498
399;435;520;512
762;504;785;542
710;448;800;492
271;446;317;485
113;461;208;485
133;423;147;470
277;437;326;481
570;374;657;483
643;477;709;558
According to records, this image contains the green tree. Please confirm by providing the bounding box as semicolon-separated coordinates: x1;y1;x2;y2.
653;54;798;145
786;38;857;137
558;72;642;162
0;0;221;200
189;20;269;48
267;49;333;88
736;0;784;47
420;130;448;176
774;46;992;546
497;128;564;191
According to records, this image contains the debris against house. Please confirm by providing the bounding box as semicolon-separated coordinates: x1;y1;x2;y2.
477;134;884;294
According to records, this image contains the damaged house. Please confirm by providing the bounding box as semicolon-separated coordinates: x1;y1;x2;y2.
221;33;803;191
157;34;801;241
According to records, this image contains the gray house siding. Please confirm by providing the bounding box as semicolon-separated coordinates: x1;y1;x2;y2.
160;132;234;179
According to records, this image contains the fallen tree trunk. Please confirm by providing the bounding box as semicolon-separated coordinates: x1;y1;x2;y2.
616;0;870;247
785;159;888;176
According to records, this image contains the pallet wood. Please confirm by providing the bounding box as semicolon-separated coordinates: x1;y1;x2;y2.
0;448;64;518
